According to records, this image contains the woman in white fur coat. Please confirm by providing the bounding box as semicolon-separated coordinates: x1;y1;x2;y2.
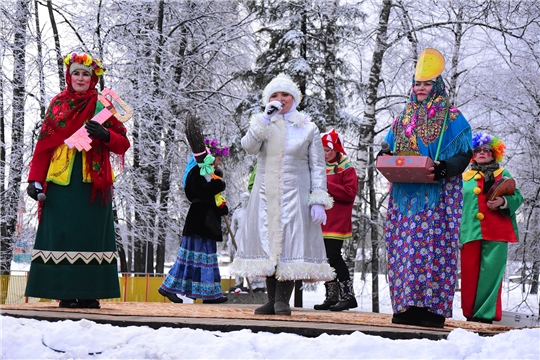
230;74;334;315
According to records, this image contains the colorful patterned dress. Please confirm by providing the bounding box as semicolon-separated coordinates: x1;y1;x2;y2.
383;75;472;318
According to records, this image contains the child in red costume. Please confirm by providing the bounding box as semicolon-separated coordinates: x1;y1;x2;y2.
314;129;358;312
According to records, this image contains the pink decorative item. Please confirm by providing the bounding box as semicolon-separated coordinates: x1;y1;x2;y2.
64;88;133;151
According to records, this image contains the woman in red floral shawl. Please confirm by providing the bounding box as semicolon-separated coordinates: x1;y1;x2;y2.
24;52;130;309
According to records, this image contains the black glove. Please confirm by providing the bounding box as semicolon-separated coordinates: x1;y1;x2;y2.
27;181;43;201
85;120;110;142
434;150;474;180
218;205;229;216
376;149;393;158
433;161;448;181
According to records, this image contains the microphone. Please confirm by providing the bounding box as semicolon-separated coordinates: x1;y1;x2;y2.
380;141;393;155
34;182;46;201
266;106;279;115
266;101;283;115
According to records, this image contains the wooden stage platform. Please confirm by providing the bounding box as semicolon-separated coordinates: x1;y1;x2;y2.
0;302;522;340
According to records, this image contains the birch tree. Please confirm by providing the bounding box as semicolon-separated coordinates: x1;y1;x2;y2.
0;0;30;301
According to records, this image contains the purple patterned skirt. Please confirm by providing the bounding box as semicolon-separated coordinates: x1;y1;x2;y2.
384;177;463;318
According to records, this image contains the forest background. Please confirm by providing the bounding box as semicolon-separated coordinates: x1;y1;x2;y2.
1;0;539;315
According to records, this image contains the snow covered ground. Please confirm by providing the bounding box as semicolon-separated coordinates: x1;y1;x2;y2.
2;263;539;359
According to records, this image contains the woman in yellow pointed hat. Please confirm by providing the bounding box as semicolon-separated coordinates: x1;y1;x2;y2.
380;48;473;328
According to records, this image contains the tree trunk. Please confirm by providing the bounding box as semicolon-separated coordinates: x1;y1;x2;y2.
34;0;46;121
322;1;338;129
46;0;64;90
153;0;166;274
357;0;392;314
530;261;538;295
131;86;145;273
367;151;380;312
447;6;464;105
0;48;5;278
1;0;29;306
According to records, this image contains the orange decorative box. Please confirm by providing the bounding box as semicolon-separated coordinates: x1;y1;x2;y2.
376;155;437;183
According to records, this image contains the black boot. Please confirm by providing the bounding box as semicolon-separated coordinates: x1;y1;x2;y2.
254;276;277;315
467;317;492;324
77;299;101;309
158;287;183;303
419;309;445;328
314;281;339;310
202;296;228;304
59;299;78;308
274;280;295;315
329;279;357;311
391;306;423;325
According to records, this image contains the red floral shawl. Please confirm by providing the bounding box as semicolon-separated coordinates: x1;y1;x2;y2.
31;68;127;203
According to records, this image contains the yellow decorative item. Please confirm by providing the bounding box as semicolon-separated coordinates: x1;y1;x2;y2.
415;48;445;81
210;171;227;208
476;213;484;220
473;187;481;195
46;143;115;185
474;174;482;180
214;194;227;208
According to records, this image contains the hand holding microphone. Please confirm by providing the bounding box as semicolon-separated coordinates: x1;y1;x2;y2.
27;181;46;201
265;100;283;116
376;140;394;158
262;100;284;125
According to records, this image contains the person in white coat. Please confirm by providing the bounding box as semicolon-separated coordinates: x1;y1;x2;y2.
229;73;335;315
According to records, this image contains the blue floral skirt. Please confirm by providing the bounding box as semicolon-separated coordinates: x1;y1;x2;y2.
160;235;223;300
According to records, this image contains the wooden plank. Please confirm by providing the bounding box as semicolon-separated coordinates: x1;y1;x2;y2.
0;302;520;340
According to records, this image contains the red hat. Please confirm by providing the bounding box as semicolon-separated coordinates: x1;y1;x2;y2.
321;128;346;154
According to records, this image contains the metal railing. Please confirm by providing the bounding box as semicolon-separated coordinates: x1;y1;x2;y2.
0;273;234;305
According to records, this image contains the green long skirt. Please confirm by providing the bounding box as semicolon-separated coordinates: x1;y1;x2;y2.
25;152;120;300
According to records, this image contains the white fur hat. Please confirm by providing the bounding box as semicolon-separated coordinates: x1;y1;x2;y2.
262;73;302;105
69;62;93;75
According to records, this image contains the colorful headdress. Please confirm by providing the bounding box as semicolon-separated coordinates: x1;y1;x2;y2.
321;128;346;154
472;133;505;162
262;73;302;105
414;48;445;81
63;52;106;76
204;138;229;157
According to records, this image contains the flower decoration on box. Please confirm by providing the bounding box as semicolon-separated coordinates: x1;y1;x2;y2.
204;138;229;157
63;52;106;76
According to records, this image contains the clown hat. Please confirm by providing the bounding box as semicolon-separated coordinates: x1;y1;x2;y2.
321;129;346;154
472;133;505;163
415;48;445;81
